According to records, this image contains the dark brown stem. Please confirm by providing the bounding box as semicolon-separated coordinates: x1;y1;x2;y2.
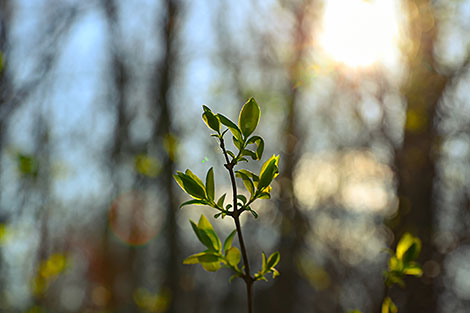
219;137;254;313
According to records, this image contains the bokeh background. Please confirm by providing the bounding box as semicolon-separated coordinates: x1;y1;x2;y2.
0;0;469;312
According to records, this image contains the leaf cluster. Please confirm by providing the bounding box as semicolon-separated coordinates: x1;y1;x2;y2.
174;98;281;285
385;232;422;287
183;215;242;274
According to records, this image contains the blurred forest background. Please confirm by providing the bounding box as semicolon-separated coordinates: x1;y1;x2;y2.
0;0;469;312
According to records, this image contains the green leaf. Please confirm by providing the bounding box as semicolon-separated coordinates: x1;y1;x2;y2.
388;256;402;272
225;247;241;267
347;310;362;313
232;136;243;151
382;297;397;313
229;273;242;283
237;169;259;187
190;220;216;250
271;268;280;278
217;193;226;208
241;149;257;160
185;169;206;194
403;262;423;277
217;113;242;141
238;97;260;138
174;172;206;200
198;215;221;252
227;150;236;159
396;233;421;263
205;167;215;201
237;194;247;205
223;230;237;254
235;170;255;196
258;155;279;191
257;192;271;199
179;199;207;208
247;136;264;160
261;252;267;273
17;153;39;177
266;251;280;269
248;208;258;218
183;251;219;265
202;107;220;133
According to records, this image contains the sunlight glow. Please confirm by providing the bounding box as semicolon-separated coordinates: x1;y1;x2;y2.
319;0;400;68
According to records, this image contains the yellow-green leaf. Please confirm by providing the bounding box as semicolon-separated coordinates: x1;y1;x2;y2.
225;247;241;267
238;97;260;138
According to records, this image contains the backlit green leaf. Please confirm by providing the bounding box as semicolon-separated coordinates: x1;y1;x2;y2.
266;251;280;269
174;172;206;200
198;215;221;252
396;233;421;263
382;297;397;313
403;262;423;276
205;167;215;201
202;106;220;133
217;113;242;141
232;136;243;150
238;97;260;138
190;220;215;250
179;199;207;208
247;135;264;160
258;155;279;191
236;170;255;196
226;247;241;267
217;193;226;209
223;230;237;254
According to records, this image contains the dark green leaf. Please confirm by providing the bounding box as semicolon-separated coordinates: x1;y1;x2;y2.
238;97;260;138
214;213;222;219
237;194;247;204
235;170;255;196
249;209;258;218
179;199;207;208
241;149;257;160
266;251;280;269
205;167;215;201
217;193;226;208
223;230;237;254
217;113;242;141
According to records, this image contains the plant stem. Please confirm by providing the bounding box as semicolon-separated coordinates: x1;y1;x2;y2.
219;137;254;313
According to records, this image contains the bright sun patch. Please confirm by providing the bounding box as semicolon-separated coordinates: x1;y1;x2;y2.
319;0;400;68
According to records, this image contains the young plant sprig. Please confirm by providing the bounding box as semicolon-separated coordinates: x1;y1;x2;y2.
173;98;280;313
347;233;423;313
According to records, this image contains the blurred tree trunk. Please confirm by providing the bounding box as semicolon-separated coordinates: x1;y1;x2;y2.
151;0;181;312
269;5;310;313
389;1;448;312
0;0;11;308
